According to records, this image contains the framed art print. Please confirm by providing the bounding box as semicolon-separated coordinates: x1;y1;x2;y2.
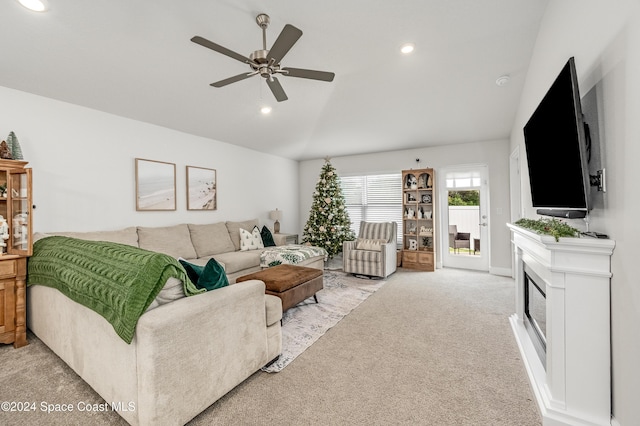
186;166;217;210
135;158;176;211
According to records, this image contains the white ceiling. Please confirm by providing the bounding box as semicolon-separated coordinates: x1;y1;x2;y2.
0;0;548;161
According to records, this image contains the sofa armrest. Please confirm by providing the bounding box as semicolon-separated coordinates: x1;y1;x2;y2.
273;234;288;246
134;280;269;425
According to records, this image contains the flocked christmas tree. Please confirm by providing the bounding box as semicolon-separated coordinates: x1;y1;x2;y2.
302;159;355;258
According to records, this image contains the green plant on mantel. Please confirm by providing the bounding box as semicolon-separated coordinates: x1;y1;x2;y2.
514;218;580;242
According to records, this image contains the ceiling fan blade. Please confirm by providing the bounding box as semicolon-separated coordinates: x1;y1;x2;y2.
267;24;303;64
266;77;288;102
191;36;255;65
282;67;335;82
210;72;255;88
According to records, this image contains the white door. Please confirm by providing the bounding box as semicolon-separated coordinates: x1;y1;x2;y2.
439;165;489;271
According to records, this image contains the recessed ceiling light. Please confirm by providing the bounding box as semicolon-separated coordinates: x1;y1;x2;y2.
17;0;49;12
260;106;272;115
400;43;415;54
496;75;510;86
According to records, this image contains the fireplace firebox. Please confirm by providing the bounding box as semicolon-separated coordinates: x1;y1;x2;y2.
523;264;546;366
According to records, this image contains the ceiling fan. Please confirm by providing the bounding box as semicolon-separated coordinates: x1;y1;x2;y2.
191;13;335;102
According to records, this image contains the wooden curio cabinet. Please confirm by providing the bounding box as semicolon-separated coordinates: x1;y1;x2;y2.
401;168;436;271
0;159;32;348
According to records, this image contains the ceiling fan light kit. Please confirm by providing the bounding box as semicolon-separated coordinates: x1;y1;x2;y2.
17;0;49;12
191;13;335;102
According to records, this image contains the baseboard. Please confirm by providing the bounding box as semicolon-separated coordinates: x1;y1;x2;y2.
611;416;621;426
490;266;511;277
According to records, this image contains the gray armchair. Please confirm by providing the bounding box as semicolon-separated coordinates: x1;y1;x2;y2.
343;221;397;278
448;225;471;254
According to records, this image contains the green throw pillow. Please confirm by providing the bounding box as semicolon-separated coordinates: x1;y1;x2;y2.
261;226;276;247
179;258;229;291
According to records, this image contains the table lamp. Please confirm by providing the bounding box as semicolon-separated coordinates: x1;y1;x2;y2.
269;209;282;233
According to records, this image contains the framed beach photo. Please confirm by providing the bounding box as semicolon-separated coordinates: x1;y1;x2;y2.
186;166;217;210
135;158;176;211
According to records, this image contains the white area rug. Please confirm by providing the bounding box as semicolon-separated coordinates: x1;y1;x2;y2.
262;270;386;373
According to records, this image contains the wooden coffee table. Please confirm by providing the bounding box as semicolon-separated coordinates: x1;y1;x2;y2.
236;264;323;311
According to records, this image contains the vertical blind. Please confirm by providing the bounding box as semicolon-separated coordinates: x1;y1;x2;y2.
341;173;402;245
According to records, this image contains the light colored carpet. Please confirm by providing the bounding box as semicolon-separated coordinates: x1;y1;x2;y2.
0;267;541;425
264;270;386;372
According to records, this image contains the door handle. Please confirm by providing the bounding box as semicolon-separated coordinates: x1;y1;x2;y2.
479;222;487;227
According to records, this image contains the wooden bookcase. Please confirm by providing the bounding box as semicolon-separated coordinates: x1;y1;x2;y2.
0;159;33;348
401;168;436;271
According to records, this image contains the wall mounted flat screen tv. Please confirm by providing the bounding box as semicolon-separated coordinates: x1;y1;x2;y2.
523;57;590;219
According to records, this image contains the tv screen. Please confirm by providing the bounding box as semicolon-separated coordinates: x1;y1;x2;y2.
523;57;590;215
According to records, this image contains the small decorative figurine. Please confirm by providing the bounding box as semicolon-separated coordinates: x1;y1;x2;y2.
0;215;9;254
0;141;12;159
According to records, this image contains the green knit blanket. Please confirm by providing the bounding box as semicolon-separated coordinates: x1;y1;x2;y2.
27;236;204;343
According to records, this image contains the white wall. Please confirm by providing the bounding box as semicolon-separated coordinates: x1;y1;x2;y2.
0;86;299;234
509;1;640;423
299;139;512;272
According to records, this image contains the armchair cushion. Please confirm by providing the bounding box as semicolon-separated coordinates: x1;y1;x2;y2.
347;249;382;263
355;238;388;251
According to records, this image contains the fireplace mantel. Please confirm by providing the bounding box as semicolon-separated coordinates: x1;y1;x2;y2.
507;224;615;426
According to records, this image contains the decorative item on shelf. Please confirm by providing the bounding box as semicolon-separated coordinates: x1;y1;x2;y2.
0;183;6;198
424;210;432;219
408;239;418;250
405;173;417;189
270;208;282;233
0;141;11;159
418;173;430;189
422;236;433;248
12;213;28;250
421;193;432;203
405;207;415;219
0;215;8;254
6;132;24;160
408;223;417;235
514;217;580;241
417;207;423;219
419;225;432;236
406;193;416;202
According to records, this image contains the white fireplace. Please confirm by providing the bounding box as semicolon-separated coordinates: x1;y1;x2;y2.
507;224;615;426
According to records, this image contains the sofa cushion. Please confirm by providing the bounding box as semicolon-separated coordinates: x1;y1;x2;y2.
239;226;264;251
179;258;229;291
261;226;276;247
213;250;263;274
137;224;197;259
226;219;259;251
36;227;139;247
146;277;186;311
188;222;235;257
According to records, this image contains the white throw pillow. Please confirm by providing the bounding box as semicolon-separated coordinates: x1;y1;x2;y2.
239;226;265;251
355;238;387;251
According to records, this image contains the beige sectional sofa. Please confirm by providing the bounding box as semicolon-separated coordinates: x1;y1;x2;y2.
26;219;324;425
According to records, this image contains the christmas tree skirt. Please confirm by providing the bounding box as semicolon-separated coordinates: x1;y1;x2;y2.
262;270;386;373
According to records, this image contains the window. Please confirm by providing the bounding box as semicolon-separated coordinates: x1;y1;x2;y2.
341;173;402;245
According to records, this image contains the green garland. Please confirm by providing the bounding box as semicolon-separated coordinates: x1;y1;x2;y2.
514;218;580;241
